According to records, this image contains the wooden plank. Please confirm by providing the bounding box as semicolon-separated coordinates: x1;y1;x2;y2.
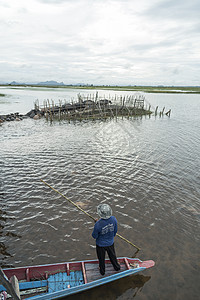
0;267;21;300
47;270;84;293
0;280;47;293
85;263;126;273
81;262;87;284
84;263;100;271
19;280;47;290
66;263;70;276
20;287;46;296
74;271;84;286
26;268;30;281
85;262;124;271
10;276;20;298
69;271;75;287
48;272;70;293
124;258;131;270
20;289;46;297
85;263;127;283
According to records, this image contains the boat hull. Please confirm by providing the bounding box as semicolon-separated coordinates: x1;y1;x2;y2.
1;257;155;299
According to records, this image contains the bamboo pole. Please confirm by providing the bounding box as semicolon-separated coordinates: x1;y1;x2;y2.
40;179;141;251
59;99;62;121
47;99;52;122
52;100;55;116
44;100;48;121
166;109;171;117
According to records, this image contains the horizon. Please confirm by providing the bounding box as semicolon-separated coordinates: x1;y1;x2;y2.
1;80;200;88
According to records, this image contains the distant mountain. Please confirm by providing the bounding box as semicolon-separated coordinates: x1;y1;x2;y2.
8;80;65;86
10;81;26;85
5;81;94;87
36;81;65;86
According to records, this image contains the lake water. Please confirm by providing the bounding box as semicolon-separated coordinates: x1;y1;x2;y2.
0;87;200;299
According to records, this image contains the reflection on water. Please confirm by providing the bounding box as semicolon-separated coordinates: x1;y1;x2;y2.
0;208;13;264
66;274;151;300
0;89;200;299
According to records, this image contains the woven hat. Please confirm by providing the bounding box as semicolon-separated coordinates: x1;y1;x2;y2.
97;204;112;219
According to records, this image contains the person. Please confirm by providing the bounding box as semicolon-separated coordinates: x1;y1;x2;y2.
92;203;120;275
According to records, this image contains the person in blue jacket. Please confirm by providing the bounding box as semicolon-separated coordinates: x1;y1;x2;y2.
92;203;121;275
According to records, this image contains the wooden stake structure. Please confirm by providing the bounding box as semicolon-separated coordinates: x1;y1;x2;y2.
40;179;141;251
36;93;156;122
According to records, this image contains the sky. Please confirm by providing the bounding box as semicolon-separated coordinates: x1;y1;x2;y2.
0;0;199;86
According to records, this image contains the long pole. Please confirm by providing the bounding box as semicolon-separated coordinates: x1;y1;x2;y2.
40;179;141;251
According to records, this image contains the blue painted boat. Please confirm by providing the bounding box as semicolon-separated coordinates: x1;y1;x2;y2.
0;257;155;299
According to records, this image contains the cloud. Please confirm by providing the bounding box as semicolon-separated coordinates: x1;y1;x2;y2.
145;0;200;21
0;0;199;85
36;0;77;3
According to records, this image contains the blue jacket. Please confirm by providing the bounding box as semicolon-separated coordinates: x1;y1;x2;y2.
92;216;118;247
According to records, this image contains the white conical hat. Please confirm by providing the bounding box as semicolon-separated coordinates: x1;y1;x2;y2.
97;204;112;219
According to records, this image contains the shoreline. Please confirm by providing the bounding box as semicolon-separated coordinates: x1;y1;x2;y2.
0;84;200;94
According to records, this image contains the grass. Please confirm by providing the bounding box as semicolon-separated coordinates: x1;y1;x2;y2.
1;84;200;94
70;85;200;94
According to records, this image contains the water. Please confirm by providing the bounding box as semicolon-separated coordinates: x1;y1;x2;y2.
0;87;200;299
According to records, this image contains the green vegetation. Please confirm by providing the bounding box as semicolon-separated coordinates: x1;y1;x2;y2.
1;84;200;94
0;93;6;97
67;85;200;94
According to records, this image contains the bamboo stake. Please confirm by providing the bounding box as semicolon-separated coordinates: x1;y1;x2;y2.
40;179;141;251
47;99;52;122
59;99;62;121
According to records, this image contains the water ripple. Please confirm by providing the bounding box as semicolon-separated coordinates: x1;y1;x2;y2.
0;98;199;299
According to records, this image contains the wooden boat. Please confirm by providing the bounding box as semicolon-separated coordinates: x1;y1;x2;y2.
0;257;155;299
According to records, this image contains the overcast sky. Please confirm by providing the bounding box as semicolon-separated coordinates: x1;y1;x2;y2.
0;0;199;85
